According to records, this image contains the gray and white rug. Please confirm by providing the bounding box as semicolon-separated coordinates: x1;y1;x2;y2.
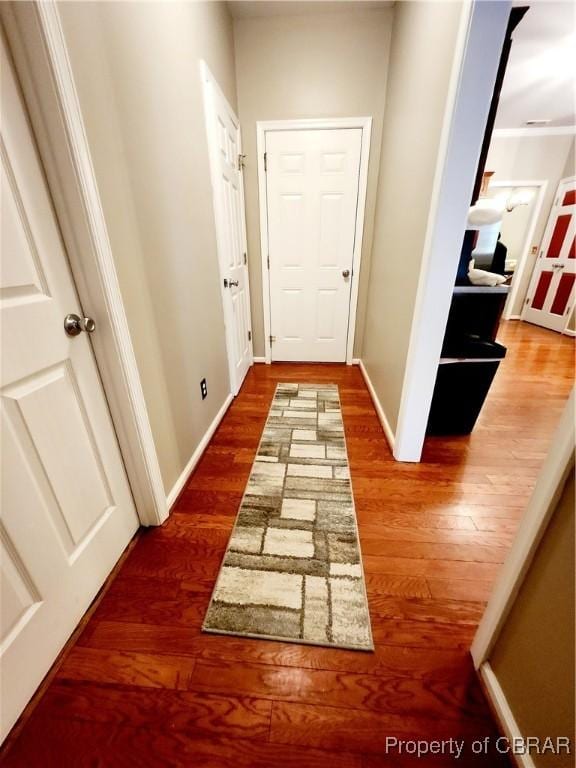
202;383;373;651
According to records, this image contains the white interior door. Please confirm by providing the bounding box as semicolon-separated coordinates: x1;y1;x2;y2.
265;128;362;362
201;63;252;394
523;177;576;332
1;37;139;741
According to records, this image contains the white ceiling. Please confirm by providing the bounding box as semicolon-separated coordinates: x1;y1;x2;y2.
495;1;576;128
227;1;393;19
228;0;574;128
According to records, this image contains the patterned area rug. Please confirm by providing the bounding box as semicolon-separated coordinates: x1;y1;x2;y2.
203;383;373;651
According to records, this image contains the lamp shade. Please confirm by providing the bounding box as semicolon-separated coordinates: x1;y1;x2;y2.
467;203;503;227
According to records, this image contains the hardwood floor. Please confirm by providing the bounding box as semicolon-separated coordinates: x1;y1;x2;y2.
1;321;573;766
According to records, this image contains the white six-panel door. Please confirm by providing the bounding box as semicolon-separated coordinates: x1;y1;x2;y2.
201;63;252;394
265;128;363;362
0;36;139;741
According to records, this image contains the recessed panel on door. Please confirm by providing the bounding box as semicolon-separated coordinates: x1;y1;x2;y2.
279;194;306;268
4;363;114;547
316;289;338;340
0;163;49;298
550;273;576;316
546;215;570;257
319;194;344;268
278;288;306;344
0;527;41;652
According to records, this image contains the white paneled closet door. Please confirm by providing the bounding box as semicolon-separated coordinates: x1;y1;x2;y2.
202;63;253;394
266;128;362;362
0;35;139;742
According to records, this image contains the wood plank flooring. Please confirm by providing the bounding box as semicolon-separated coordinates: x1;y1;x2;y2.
1;320;573;766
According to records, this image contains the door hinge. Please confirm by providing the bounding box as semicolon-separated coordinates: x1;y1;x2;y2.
264;152;267;172
238;153;246;171
243;252;247;265
269;334;276;344
267;254;270;269
525;298;530;305
248;330;252;341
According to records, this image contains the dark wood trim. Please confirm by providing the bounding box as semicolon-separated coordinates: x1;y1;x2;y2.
471;6;530;205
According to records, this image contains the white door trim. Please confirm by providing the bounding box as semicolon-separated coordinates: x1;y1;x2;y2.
471;389;574;667
478;664;537;768
200;60;253;395
483;179;548;320
2;1;168;525
256;117;372;365
393;0;511;462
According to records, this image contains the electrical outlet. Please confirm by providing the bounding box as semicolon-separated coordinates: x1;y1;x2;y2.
200;378;207;400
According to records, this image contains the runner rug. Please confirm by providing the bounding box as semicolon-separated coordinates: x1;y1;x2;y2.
202;382;373;651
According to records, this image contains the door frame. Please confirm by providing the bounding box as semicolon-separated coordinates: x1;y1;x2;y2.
256;117;372;365
482;179;548;321
200;60;253;396
1;1;168;525
520;175;576;331
471;390;574;667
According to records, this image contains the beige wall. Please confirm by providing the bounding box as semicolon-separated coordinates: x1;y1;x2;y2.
59;1;236;494
360;1;465;434
562;139;575;179
233;8;393;357
490;464;575;768
486;134;575;317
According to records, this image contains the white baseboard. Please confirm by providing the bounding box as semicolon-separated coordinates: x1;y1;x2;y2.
506;315;521;321
358;360;395;451
479;663;536;768
563;328;576;338
166;393;234;509
351;358;361;365
253;356;267;363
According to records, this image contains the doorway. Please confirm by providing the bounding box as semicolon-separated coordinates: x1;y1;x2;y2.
474;179;548;320
257;118;371;364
